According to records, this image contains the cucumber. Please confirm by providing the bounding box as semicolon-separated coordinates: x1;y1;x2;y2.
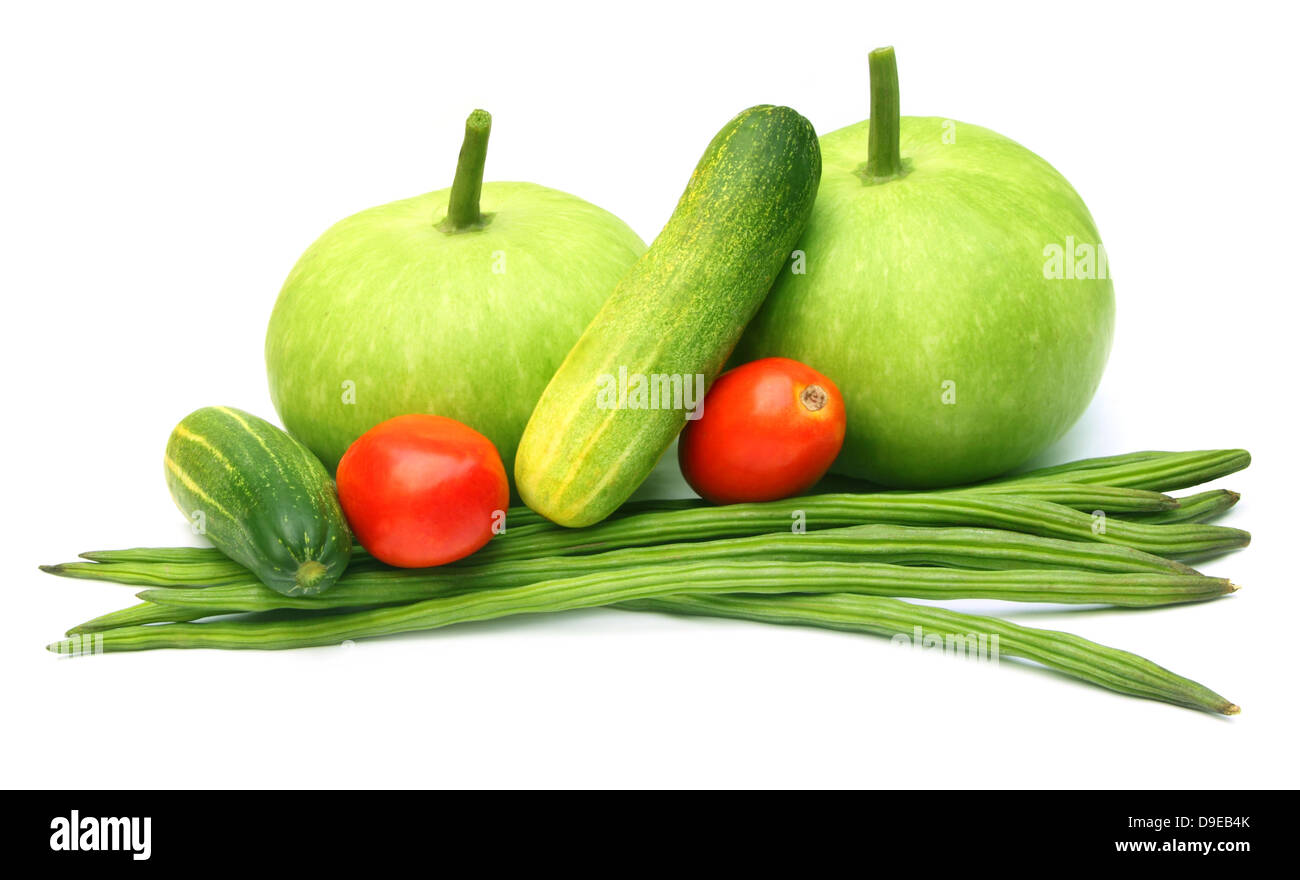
515;105;821;527
164;406;352;596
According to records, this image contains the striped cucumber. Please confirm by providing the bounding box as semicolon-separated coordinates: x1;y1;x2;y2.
516;105;822;526
164;406;351;596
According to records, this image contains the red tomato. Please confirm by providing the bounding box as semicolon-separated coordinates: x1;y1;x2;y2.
679;357;846;505
336;414;509;567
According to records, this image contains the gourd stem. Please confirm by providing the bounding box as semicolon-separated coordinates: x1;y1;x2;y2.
441;109;492;232
864;46;906;182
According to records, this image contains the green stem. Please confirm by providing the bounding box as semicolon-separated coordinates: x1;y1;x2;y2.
860;46;907;183
439;109;492;232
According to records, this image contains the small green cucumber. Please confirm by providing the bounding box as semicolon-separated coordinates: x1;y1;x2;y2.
164;406;352;596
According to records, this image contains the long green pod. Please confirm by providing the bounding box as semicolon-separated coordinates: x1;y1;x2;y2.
41;551;394;587
134;523;1202;618
1002;450;1171;475
947;482;1176;512
48;559;1234;655
990;449;1251;493
516;105;823;527
67;601;202;633
1123;490;1240;525
461;493;1248;563
605;486;1180;514
75;554;1230;635
619;593;1238;715
141;566;1233;613
42;560;273;587
78;546;235;565
47;563;1237;714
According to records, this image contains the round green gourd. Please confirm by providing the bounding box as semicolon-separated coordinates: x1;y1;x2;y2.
265;110;646;477
734;48;1115;488
164;406;352;596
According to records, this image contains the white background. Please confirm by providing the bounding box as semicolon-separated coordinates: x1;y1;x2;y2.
2;0;1297;789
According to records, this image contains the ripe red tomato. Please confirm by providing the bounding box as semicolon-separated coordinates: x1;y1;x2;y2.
679;357;846;505
336;414;509;567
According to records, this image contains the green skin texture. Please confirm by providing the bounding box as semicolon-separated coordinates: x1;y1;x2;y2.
516;105;822;527
735;117;1115;488
164;406;352;596
266;182;646;477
